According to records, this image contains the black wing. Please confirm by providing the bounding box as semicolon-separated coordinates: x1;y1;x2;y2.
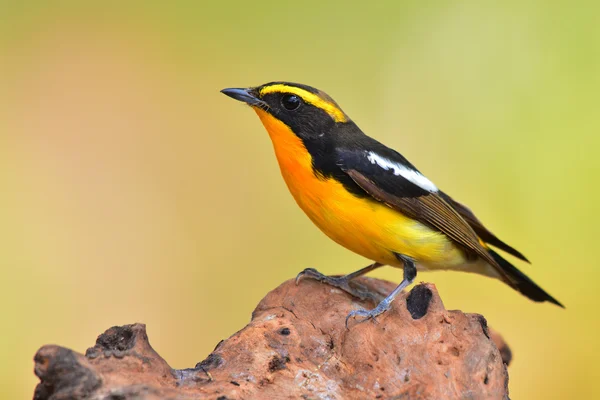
438;191;530;262
336;148;500;268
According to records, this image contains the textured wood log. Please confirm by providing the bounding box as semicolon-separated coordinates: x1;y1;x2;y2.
33;278;511;399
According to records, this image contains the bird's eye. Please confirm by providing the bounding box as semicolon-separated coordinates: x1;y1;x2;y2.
281;94;301;111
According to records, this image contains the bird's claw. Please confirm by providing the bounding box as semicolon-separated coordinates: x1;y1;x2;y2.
345;309;374;329
345;301;392;329
295;267;321;285
295;268;373;301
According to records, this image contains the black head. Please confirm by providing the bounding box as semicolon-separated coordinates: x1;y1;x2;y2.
221;82;350;142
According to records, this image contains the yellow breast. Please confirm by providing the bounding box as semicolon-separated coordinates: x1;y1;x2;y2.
254;109;467;269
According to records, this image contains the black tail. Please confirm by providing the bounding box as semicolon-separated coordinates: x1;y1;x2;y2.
488;249;564;308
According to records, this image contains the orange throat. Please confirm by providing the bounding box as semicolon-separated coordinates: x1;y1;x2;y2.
253;108;314;183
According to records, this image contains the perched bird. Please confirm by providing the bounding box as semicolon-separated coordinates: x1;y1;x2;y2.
221;82;563;325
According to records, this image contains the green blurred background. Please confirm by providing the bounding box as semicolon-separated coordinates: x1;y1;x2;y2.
1;1;598;398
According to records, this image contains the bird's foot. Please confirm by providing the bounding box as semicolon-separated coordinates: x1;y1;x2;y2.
345;297;394;328
295;267;375;301
345;257;414;329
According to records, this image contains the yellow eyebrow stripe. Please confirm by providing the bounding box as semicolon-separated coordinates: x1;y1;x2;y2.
259;84;347;123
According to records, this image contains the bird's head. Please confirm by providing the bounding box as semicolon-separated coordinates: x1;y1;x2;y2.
221;82;351;143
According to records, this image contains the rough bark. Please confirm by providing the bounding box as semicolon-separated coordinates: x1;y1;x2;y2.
33;278;511;399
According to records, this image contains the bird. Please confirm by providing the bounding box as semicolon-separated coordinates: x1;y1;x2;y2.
221;81;563;325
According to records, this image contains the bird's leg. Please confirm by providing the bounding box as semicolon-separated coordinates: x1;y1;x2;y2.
346;254;416;328
295;262;383;300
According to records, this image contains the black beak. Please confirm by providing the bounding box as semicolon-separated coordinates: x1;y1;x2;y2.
221;87;265;107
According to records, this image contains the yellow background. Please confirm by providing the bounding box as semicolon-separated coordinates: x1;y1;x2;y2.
1;2;598;398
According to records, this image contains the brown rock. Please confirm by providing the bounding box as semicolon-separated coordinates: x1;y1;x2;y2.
33;278;510;399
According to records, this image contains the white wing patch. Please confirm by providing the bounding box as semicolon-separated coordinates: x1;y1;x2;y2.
366;151;438;193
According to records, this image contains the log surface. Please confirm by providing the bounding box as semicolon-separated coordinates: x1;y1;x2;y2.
33;278;511;399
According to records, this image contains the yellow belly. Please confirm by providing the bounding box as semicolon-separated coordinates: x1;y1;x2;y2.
255;109;468;269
